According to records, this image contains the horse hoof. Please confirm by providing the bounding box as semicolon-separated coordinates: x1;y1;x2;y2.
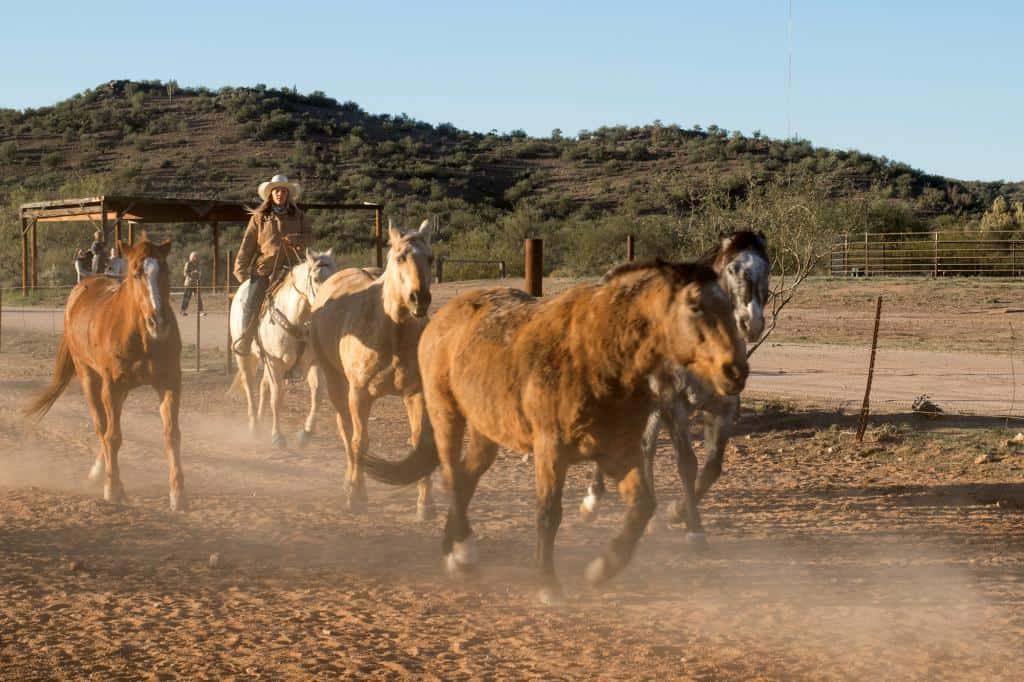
444;535;478;576
584;556;610;586
103;484;127;506
537;586;565;606
346;495;368;515
685;532;710;550
579;493;600;523
271;433;287;450
296;430;312;448
88;459;105;482
666;500;687;524
416;503;436;522
169;490;189;513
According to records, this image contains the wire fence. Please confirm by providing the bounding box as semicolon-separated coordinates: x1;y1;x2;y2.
830;230;1024;277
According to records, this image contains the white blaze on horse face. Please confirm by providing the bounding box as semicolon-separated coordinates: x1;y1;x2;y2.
143;257;163;336
725;252;769;343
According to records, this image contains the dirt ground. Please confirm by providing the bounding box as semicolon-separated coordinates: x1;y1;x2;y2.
2;277;1024;680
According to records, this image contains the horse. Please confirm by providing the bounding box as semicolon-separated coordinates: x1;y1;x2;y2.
362;259;748;604
309;219;435;516
579;231;770;545
229;249;338;449
23;238;187;510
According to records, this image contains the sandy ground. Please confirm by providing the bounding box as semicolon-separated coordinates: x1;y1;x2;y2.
2;276;1024;679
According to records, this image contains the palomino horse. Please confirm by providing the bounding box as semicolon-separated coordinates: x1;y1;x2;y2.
230;249;338;448
363;259;748;603
580;231;769;544
310;220;434;516
23;239;186;510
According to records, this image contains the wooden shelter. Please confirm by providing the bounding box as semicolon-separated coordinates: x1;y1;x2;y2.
19;195;384;293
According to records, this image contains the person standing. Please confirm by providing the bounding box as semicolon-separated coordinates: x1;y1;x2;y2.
105;247;126;279
180;251;205;316
90;231;107;276
232;174;312;355
73;248;92;283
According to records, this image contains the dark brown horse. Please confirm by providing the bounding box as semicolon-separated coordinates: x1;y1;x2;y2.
363;259;748;603
23;239;186;510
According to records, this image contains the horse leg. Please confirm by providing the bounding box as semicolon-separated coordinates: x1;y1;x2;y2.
100;381;128;505
345;385;372;513
585;460;655;587
297;360;319;448
265;357;287;449
694;395;739;504
155;382;186;512
533;442;568;605
579;464;606;523
81;370;108;483
436;411;473;573
237;353;260;435
404;391;435;521
662;399;708;548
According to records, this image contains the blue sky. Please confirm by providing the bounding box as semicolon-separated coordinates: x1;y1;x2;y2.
4;1;1022;182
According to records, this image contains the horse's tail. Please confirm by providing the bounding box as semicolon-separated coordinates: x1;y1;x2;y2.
362;418;439;485
23;334;75;421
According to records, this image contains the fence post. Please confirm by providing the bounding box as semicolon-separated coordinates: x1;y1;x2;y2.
525;238;543;297
436;256;444;284
881;239;886;275
195;281;201;373
932;232;938;277
856;296;883;442
864;232;870;277
626;234;635;262
499;260;506;279
0;287;3;353
226;292;233;375
843;233;849;276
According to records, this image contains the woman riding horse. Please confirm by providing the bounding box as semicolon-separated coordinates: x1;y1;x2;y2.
233;174;312;355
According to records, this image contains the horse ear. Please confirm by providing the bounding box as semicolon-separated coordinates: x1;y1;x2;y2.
388;220;402;246
417;219;433;244
324;248;333;258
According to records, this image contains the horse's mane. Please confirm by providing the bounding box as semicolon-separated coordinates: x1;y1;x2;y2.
600;258;718;287
697;230;768;266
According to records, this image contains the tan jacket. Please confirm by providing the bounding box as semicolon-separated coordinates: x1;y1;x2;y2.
233;207;312;283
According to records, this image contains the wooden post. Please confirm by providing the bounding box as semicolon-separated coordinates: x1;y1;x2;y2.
626;234;635;262
114;216;123;245
863;232;869;278
843;234;849;276
499;260;507;279
436;256;444;284
195;281;201;373
525;238;543;297
374;208;383;269
226;292;233;375
20;217;28;295
30;218;38;290
226;249;233;291
0;286;3;352
856;296;883;442
881;239;886;275
211;222;220;293
128;222;136;246
932;232;939;277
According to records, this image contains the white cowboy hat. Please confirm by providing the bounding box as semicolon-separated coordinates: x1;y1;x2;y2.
257;174;301;202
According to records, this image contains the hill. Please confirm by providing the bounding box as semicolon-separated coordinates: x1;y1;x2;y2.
1;80;1022;284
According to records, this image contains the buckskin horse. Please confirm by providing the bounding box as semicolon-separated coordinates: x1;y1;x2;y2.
229;248;338;449
580;231;770;545
310;219;435;517
362;259;748;603
23;238;187;511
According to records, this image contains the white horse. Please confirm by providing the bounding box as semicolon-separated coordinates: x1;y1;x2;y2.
230;249;338;448
580;231;770;545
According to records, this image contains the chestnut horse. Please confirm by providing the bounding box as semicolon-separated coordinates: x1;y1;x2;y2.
362;259;748;603
23;239;186;510
310;220;434;516
581;231;770;543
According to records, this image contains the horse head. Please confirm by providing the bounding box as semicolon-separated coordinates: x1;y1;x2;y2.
663;263;748;396
385;219;434;319
121;238;173;340
716;231;770;342
296;248;338;305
